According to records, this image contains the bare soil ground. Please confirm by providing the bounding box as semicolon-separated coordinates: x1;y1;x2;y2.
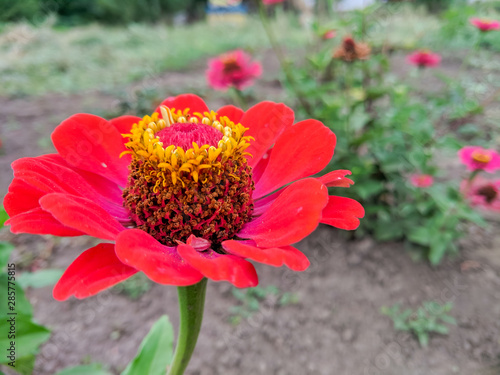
1;50;500;375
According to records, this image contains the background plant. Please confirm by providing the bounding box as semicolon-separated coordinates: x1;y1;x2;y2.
229;285;298;325
381;301;456;347
278;5;489;264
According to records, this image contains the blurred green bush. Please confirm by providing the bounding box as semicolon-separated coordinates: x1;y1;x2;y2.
0;0;207;24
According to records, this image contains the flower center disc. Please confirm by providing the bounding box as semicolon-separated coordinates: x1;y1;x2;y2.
472;151;492;164
156;123;222;150
477;185;497;204
122;107;255;247
222;58;240;74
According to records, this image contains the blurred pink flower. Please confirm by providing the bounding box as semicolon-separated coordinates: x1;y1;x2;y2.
470;18;500;32
410;174;434;188
458;146;500;173
406;50;441;68
461;177;500;212
263;0;285;4
322;30;337;40
206;49;262;91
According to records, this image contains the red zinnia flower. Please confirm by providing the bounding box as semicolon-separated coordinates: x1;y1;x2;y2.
322;30;337;40
458;146;500;173
410;174;434;188
461;177;500;212
470;18;500;32
263;0;285;4
333;36;371;62
4;94;364;301
206;49;262;91
406;50;441;68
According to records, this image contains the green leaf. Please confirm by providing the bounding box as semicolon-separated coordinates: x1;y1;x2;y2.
0;242;15;270
429;241;449;265
121;315;174;375
17;269;64;289
0;273;33;317
0;315;50;362
11;355;36;375
355;180;385;200
55;364;113;375
0;207;8;229
418;332;429;347
8;354;36;375
440;315;457;325
433;324;449;335
374;221;403;241
248;298;260;311
408;227;431;246
231;289;246;301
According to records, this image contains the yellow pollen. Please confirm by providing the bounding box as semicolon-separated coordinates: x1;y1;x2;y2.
472;151;492;164
123;105;253;188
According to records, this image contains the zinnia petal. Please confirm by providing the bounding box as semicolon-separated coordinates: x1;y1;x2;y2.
157;94;209;115
39;193;125;240
217;105;244;123
3;178;45;216
115;229;203;286
320;196;365;230
317;170;354;188
177;244;258;288
52;114;130;186
109;115;142;134
109;115;142;145
53;243;137;301
239;178;328;247
10;156;128;221
223;240;310;271
241;102;294;167
253;119;336;198
5;208;84;237
37;154;124;206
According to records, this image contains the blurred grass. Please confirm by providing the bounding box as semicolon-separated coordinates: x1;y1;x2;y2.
366;3;500;51
2;2;500;98
0;14;309;97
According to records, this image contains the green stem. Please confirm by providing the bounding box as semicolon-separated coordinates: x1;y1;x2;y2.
257;0;313;116
167;278;208;375
230;87;248;110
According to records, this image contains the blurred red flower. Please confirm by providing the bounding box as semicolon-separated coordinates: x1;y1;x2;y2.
410;174;434;188
470;18;500;32
406;50;441;68
333;36;371;62
322;30;337;40
4;94;364;301
458;146;500;173
461;177;500;212
206;49;262;91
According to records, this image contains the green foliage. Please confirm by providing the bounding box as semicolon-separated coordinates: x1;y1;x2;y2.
17;269;64;289
0;0;201;24
121;315;174;375
0;0;39;22
413;0;466;13
381;301;456;347
54;364;112;375
437;2;500;51
114;272;152;300
0;15;306;96
0;217;52;374
229;286;298;325
0;207;8;228
0;270;51;374
282;5;489;264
